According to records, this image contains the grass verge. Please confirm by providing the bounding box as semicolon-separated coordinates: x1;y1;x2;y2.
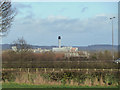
2;83;119;88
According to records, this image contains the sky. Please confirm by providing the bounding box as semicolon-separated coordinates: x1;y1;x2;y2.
2;2;118;46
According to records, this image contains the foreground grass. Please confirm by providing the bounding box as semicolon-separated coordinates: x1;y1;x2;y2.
2;83;119;88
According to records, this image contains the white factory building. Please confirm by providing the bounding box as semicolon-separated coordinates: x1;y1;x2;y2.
32;48;51;53
52;36;78;52
52;47;78;52
52;36;79;57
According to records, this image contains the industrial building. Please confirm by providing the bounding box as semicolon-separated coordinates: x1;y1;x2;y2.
52;36;80;57
52;36;78;52
11;36;90;58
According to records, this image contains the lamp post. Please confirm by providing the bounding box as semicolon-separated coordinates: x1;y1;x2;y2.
110;17;115;61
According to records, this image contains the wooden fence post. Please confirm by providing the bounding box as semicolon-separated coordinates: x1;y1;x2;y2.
19;68;22;72
111;69;112;71
94;69;96;71
11;68;13;70
53;68;54;72
44;68;46;73
103;69;104;71
28;68;29;73
36;68;38;73
86;69;88;74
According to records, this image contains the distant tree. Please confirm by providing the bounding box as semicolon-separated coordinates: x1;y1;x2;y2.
104;50;112;60
114;51;118;60
13;37;31;52
97;51;104;60
0;0;16;36
91;53;97;60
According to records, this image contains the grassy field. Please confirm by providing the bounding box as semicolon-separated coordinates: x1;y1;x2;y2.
2;83;119;88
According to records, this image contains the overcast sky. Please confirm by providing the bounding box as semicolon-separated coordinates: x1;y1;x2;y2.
2;2;118;46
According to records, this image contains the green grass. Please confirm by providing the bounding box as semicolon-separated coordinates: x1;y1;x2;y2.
2;83;119;88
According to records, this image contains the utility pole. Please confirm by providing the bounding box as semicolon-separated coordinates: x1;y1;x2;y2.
110;17;115;61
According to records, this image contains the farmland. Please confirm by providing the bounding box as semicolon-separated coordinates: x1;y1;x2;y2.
2;50;120;88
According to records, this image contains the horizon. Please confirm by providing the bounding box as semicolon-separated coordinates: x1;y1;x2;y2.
1;43;118;47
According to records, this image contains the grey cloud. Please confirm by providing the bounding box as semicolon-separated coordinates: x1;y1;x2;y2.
13;3;34;22
18;15;117;35
13;3;32;15
81;7;88;13
24;11;35;20
14;3;32;9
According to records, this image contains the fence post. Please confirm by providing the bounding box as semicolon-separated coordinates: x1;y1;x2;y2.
103;69;104;71
36;68;38;73
61;68;63;72
28;68;29;73
111;69;112;71
11;68;13;70
53;68;54;72
19;68;22;72
94;69;96;71
44;68;46;73
86;69;88;74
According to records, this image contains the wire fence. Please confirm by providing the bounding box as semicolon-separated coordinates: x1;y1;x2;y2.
2;68;119;73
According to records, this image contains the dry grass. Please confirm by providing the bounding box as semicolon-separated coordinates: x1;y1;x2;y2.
14;72;62;85
2;72;118;87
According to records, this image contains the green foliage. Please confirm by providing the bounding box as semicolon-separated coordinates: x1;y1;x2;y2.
89;50;118;61
2;70;119;87
2;71;16;82
40;73;50;81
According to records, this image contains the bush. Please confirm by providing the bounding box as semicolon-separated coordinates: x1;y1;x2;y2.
2;50;118;69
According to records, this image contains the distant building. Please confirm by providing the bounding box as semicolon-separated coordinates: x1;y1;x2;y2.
78;51;90;58
12;46;17;52
32;48;51;53
52;36;90;58
65;52;79;57
52;36;79;57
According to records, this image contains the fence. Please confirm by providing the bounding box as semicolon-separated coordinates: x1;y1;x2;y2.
2;68;119;73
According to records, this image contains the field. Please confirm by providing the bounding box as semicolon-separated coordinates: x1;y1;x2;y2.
2;51;120;88
2;83;119;88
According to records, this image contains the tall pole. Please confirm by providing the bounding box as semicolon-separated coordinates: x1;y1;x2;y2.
110;17;115;61
112;19;114;60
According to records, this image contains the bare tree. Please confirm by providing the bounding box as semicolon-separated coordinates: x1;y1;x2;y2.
13;37;31;52
0;0;16;36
